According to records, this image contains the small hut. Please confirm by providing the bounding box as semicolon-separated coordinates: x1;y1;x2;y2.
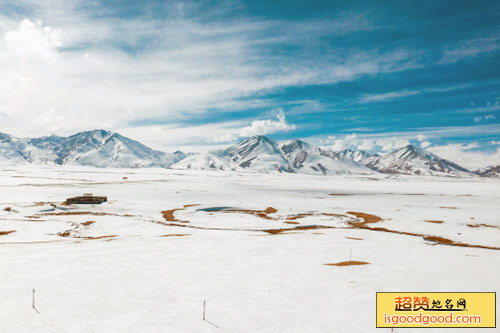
66;193;107;205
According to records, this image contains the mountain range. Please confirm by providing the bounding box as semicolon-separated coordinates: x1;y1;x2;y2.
0;129;497;177
0;130;186;168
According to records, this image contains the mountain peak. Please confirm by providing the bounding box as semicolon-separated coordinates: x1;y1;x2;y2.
280;139;310;155
363;144;470;176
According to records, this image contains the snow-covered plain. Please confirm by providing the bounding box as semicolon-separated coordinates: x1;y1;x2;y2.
0;166;499;332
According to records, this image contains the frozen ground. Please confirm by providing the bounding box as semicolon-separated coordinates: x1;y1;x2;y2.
0;166;498;332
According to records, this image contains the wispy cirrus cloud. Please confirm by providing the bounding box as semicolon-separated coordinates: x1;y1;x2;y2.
357;85;468;104
439;32;500;64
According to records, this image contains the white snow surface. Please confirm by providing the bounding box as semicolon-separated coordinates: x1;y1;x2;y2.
0;166;499;332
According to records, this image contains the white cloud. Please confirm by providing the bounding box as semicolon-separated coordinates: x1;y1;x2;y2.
323;132;410;153
474;114;496;122
420;141;431;148
239;109;296;137
416;134;427;142
357;139;375;150
4;19;61;61
428;144;500;169
209;133;239;144
375;138;410;152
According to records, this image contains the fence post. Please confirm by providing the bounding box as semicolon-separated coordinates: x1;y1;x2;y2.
32;288;39;314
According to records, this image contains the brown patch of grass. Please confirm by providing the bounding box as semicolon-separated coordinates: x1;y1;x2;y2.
263;225;334;235
3;207;11;212
221;207;279;220
439;206;458;209
466;223;500;230
264;207;278;214
263;229;286;234
284;221;299;225
346;237;364;240
423;235;500;250
424;235;453;244
0;230;16;236
183;204;201;208
84;235;117;240
0;240;69;245
346;220;500;251
40;211;134;217
346;211;382;226
424;220;444;224
325;261;369;266
156;220;338;235
81;221;95;226
58;231;71;237
322;213;348;218
160;234;190;237
161;208;189;223
286;213;314;220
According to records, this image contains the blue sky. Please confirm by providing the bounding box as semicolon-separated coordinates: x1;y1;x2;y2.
0;0;499;167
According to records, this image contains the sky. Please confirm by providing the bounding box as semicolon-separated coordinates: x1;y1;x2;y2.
0;0;499;168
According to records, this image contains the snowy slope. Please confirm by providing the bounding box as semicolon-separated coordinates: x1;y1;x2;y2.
173;136;373;175
0;132;56;165
280;139;373;175
167;151;231;171
60;131;186;168
0;130;186;168
172;136;290;173
217;135;291;173
363;145;471;176
475;165;500;177
336;149;375;164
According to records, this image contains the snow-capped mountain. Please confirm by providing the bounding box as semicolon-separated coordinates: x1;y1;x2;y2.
174;136;289;173
173;136;373;175
362;145;471;176
279;139;373;175
0;130;186;168
0;132;55;164
336;149;375;164
475;165;500;177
